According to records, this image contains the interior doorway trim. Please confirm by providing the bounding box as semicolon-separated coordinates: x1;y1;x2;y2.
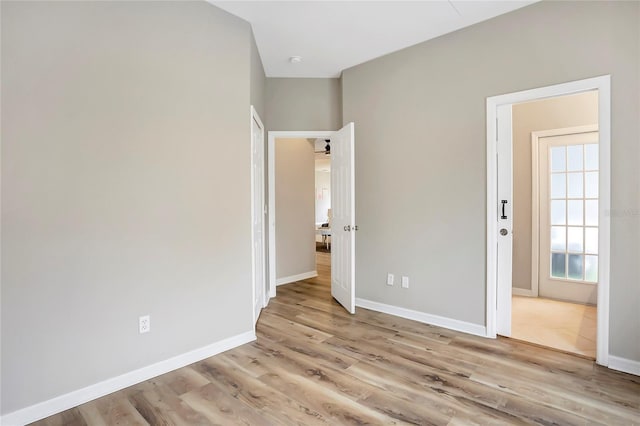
486;75;611;366
530;124;599;299
267;130;334;300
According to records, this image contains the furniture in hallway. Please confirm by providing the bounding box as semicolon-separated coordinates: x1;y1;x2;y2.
316;226;331;250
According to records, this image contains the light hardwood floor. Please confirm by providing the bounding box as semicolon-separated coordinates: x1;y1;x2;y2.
32;252;639;425
511;296;597;359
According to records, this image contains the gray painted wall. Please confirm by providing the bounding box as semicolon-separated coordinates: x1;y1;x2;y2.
266;78;342;131
342;1;639;361
1;1;254;414
265;78;341;283
512;92;598;291
275;139;316;280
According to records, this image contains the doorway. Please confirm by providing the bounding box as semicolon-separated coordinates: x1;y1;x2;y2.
486;76;611;366
268;124;356;314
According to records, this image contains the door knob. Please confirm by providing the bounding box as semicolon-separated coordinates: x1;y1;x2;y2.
500;228;508;236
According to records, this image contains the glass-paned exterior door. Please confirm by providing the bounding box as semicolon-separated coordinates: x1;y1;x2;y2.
539;131;598;305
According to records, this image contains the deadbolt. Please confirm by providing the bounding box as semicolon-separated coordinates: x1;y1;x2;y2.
500;228;508;236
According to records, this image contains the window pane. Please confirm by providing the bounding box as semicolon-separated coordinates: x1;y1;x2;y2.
551;200;566;225
567;227;584;252
567;172;583;198
585;255;598;282
551;253;566;278
585;200;598;226
568;254;584;280
585;227;598;254
568;200;583;225
567;145;583;171
585;144;598;170
551;173;566;198
551;147;566;172
551;226;566;251
585;171;598;198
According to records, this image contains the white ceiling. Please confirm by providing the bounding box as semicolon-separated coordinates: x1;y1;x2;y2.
211;1;536;78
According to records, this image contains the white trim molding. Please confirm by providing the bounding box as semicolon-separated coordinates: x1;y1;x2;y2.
512;288;534;297
608;356;640;377
1;331;256;426
276;271;318;286
486;75;611;368
356;298;486;337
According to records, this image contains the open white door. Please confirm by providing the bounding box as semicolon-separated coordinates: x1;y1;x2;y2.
251;107;265;325
331;122;356;314
496;104;513;336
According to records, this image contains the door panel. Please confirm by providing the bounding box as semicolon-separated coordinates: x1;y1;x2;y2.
251;114;265;324
331;123;355;314
496;104;513;336
538;132;598;305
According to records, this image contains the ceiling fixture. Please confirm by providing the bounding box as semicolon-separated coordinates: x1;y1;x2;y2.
289;56;302;64
314;139;331;156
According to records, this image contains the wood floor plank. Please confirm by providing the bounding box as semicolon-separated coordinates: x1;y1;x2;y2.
193;356;330;425
93;394;149;426
29;407;88;426
129;380;213;426
258;365;399;425
180;382;277;426
31;251;640;426
246;337;374;401
75;403;110;426
154;366;211;397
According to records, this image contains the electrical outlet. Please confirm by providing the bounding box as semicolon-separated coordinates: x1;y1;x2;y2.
139;315;150;334
401;276;409;289
387;273;394;286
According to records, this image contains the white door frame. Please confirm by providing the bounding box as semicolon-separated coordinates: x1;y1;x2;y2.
267;130;335;300
531;124;599;299
486;75;611;366
250;106;266;326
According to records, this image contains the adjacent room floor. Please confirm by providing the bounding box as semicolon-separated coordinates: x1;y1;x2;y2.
511;295;597;359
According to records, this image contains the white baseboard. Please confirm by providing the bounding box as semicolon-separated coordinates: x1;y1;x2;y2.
355;298;486;337
1;330;256;426
512;288;534;297
608;355;640;376
276;271;317;286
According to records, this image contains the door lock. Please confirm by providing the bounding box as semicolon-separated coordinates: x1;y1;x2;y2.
500;228;508;236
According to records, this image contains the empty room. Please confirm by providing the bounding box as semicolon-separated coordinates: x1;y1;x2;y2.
2;1;639;425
